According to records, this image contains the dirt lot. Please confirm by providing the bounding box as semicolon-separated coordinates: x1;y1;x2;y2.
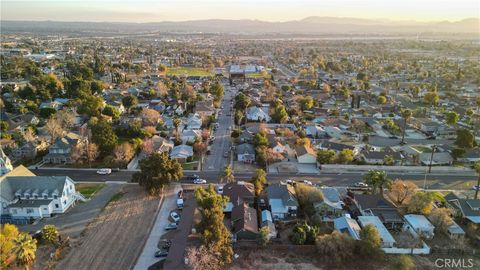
55;185;160;270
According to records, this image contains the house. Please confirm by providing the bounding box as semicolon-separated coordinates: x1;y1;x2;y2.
181;129;202;143
419;152;453;166
314;187;345;220
151;135;174;153
403;214;435;239
236;143;255;163
334;215;361;240
169;145;193;163
271;141;287;154
447;221;465;240
0;147;13;175
0;166;82;220
305;125;326;138
186;114;202;130
295;145;317;164
266;183;298;220
246;106;271;122
317;140;357;154
223;181;255;213
357;216;396;248
231;202;259;240
458;148;480;163
11;141;46;160
444;192;480;224
261;210;277;239
352;194;404;229
194;101;216;119
360;147;403;165
43;133;85;164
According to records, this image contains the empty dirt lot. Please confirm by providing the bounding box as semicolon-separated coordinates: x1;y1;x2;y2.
56;184;160;270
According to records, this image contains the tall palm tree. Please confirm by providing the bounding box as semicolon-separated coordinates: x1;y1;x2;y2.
474;162;480;200
173;117;181;138
363;170;391;195
222;165;235;183
12;233;37;270
400;109;412;145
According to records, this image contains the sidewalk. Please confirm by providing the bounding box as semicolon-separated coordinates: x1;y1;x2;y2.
133;184;181;270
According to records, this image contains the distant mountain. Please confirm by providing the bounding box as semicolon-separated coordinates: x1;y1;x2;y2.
2;17;479;35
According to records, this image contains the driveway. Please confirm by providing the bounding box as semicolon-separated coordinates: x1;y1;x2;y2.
133;184;181;270
18;183;123;238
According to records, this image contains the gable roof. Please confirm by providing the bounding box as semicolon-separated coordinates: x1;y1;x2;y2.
445;192;480;219
223;181;255;206
266;183;298;207
231;203;259;234
0;175;73;202
295;145;316;157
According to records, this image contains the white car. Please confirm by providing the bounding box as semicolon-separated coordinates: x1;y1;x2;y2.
217;186;224;194
96;168;112;175
170;211;180;223
302;180;313;186
193;179;207;184
355;182;369;188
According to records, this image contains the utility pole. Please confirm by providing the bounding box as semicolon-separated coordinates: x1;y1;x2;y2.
428;145;437;173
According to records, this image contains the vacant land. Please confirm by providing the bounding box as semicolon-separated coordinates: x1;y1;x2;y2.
167;67;213;77
56;185;159;270
76;183;105;198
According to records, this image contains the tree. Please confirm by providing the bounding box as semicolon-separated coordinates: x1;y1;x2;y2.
259;226;270;247
41;225;59;245
222;165;234;183
388;180;417;205
455;128;475;149
90;80;107;94
377;96;387;104
70;144;86;164
300;97;314;110
102;105;121;119
234;92;251;111
91;120;118;155
383;155;395;166
0;224;19;269
122;95;138;113
474;162;480;199
429;208;453;234
316;231;355;265
407;192;434;215
56;109;76;130
141;108;161;126
336;149;354;164
132;152;183;195
271;102;289;123
445;111;459;126
113;142;135;166
185;245;223;270
86;143;99;165
423;92;439;106
400;109;412;145
316;149;336;165
249;169;266;197
173;117;182;137
45;117;65;143
12;233;37;270
39;107;57;119
158;64;167;73
363;170;391;194
192;140;207;157
451;147;466;161
295;183;323;217
78;95;104;117
253;133;268;147
290;222;318;245
195;185;233;266
393;255;414;270
358;224;381;257
234;110;244;126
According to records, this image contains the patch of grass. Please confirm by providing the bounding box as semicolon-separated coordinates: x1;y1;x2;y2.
76;183;106;198
412;145;432;153
182;162;199;170
167;67;213;77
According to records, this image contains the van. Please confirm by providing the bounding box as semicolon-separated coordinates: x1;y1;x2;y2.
176;198;184;210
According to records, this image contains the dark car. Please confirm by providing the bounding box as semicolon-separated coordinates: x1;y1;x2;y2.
165;223;178;230
154;251;168;258
189;174;200;180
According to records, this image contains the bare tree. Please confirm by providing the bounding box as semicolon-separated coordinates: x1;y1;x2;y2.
86;143;99;165
388;179;417;205
56;109;76;129
23;127;36;142
45;117;65;143
185;245;222;270
113;143;135;164
70;144;86;164
141;108;161;126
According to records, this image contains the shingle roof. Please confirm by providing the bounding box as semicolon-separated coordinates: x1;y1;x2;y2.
0;176;72;202
266;183;298;207
231;203;258;234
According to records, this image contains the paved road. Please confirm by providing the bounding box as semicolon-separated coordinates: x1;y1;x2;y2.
275;61;296;78
32;169;135;182
368;135;454;147
134;185;180;270
202;83;235;172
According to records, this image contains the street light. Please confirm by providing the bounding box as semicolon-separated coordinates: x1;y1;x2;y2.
423;144;437;191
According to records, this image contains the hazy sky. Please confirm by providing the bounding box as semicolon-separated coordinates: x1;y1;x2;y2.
1;0;478;22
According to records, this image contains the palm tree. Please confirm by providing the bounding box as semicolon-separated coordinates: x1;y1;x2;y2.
363;170;391;195
12;233;37;270
474;162;480;200
173;117;181;138
222;165;235;183
400;109;412;145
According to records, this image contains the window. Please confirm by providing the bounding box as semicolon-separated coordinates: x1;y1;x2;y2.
11;209;17;214
34;195;38;199
25;195;30;199
55;204;59;208
63;200;66;205
43;208;48;211
43;195;48;199
26;209;33;214
53;195;58;199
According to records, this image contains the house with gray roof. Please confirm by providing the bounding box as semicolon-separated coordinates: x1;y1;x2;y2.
265;183;298;220
43;132;85;164
236;143;255;163
0;166;82;221
445;192;480;224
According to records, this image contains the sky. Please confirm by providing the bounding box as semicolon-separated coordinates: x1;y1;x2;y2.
1;0;479;23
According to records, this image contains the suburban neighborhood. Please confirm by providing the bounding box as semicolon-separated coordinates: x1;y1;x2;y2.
1;2;480;269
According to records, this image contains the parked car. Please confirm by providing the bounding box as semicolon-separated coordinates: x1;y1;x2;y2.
302;180;313;186
223;151;229;158
217;185;224;194
193;179;207;184
170;211;180;223
154;251;168;258
176;198;184;210
189;174;200;180
96;168;112;175
472;185;480;191
286;179;296;185
165;223;178;230
354;182;369;187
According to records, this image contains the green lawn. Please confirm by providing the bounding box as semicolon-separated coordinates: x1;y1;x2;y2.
76;183;106;198
412;145;433;153
166;67;213;77
182;161;199;170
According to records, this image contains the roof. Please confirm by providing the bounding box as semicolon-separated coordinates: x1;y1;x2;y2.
9;199;53;208
404;214;435;230
295;145;316;157
261;210;273;223
231;203;258;234
320;141;355;152
266;183;298;207
0;176;73;202
170;145;193;159
223;181;255;206
354;194;403;223
334;216;361;240
448;221;465;235
445;192;480;218
236;143;255;155
357;216;396;244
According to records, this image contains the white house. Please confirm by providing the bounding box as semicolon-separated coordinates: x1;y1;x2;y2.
266;183;298;220
170;145;193;163
181;129;202;143
295;145;317;164
334;215;361;240
357;216;396;248
246;107;271;122
403;214;435;239
0;147;13;176
186;114;202;130
0;166;82;220
236;143;255;163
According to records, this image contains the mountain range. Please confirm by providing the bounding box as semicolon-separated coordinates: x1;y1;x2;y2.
2;17;479;35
